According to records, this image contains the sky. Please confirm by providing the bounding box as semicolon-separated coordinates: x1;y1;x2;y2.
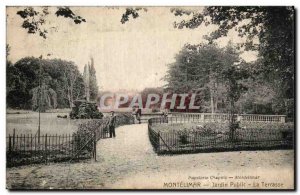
7;7;258;91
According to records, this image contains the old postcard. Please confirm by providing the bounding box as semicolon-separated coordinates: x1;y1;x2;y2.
6;6;295;190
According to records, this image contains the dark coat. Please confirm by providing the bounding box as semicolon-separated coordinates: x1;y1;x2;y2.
110;116;116;127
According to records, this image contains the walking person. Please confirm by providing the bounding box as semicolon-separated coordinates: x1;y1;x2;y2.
109;111;116;138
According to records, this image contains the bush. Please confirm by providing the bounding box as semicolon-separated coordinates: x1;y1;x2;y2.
178;130;189;144
70;101;103;119
153;120;294;134
195;124;217;136
114;113;134;127
72;119;110;153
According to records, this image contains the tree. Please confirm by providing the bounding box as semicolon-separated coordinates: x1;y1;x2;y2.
171;6;294;114
6;57;85;110
236;73;276;114
6;45;26;108
89;58;99;101
10;6;87;110
121;8;147;24
165;42;249;138
31;82;57;112
121;6;294;116
221;64;248;140
83;63;90;101
70;101;103;119
83;58;99;102
9;57;41;108
164;43;244;113
16;6;86;39
140;87;164;110
61;62;84;108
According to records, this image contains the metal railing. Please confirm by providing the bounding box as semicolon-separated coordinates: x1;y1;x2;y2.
170;112;286;123
6;114;135;167
148;116;293;154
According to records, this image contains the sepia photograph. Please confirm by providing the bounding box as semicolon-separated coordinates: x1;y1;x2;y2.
5;5;295;190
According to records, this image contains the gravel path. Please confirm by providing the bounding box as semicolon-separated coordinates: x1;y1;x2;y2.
6;124;294;189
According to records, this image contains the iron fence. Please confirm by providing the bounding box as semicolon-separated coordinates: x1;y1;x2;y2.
7;114;135;167
148;116;294;154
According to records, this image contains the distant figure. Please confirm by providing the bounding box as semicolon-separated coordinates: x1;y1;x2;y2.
136;108;142;124
163;111;168;123
109;111;116;138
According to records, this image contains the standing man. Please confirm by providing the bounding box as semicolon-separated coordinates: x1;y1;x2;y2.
136;108;142;124
109;111;116;138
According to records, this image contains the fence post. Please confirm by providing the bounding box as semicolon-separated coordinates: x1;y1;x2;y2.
45;134;47;163
193;132;196;151
237;115;242;122
8;135;12;153
200;113;204;122
13;129;15;149
280;116;286;123
94;131;97;162
157;131;160;152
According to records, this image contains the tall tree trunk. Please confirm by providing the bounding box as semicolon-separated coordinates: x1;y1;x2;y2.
229;99;236;141
70;84;74;108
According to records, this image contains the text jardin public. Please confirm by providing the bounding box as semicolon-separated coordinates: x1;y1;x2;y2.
98;93;200;110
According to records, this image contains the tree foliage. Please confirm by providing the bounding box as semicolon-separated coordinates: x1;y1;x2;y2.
6;57;85;110
121;8;147;24
70;101;103;119
164;43;248;113
31;83;57;112
171;6;294;100
16;6;86;39
83;58;99;101
121;6;294;117
89;58;99;101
